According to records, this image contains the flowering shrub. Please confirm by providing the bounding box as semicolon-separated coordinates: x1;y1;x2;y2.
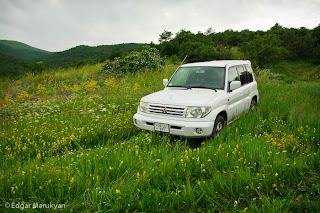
101;46;166;74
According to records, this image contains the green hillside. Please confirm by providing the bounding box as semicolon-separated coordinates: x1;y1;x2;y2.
0;53;29;77
40;43;146;68
0;41;146;77
0;40;52;59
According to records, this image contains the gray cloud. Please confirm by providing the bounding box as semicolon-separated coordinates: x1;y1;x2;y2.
1;0;319;51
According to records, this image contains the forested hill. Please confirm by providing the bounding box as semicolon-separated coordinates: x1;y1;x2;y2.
40;43;146;68
0;42;146;77
0;53;29;77
0;40;52;59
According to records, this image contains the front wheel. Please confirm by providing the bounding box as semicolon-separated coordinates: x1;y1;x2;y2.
212;115;225;137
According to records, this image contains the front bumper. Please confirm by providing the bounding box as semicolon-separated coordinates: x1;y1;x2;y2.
133;113;214;138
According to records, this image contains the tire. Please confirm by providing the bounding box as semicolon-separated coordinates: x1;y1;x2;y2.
250;99;257;111
212;115;225;137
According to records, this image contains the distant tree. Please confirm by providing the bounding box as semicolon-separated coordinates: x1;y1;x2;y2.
293;31;314;59
108;48;123;60
160;40;179;56
212;32;227;46
313;24;320;46
28;62;46;74
242;34;288;67
238;29;256;43
269;23;285;42
313;45;320;64
270;23;283;33
148;41;157;49
175;29;194;44
159;30;173;44
204;27;214;36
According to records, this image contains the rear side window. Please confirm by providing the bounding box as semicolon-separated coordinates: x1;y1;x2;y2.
237;66;247;85
245;65;254;83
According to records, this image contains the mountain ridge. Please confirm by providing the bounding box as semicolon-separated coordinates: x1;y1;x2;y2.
0;40;52;59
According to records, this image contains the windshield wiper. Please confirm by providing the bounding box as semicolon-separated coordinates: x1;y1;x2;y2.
167;86;191;89
189;86;217;92
168;85;218;92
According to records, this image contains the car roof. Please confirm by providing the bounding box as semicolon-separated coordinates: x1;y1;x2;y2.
180;60;251;68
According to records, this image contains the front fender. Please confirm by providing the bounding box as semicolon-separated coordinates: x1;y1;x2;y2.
204;104;229;123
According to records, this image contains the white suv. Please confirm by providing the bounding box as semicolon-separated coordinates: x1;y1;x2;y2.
133;60;259;138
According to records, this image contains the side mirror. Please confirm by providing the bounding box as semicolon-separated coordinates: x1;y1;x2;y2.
163;79;168;87
230;81;241;91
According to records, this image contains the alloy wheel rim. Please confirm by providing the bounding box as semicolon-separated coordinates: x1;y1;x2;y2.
216;122;223;134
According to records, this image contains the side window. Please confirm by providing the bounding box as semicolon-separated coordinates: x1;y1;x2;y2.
228;66;239;88
245;65;253;83
237;66;247;86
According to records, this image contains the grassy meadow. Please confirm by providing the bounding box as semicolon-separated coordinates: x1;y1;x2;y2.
0;62;319;212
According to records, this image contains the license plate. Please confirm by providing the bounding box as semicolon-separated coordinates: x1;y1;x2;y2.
154;123;169;133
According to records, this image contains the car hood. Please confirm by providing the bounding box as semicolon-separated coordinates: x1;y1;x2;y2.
141;88;225;106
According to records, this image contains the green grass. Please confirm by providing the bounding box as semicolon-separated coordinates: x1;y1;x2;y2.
0;62;319;212
267;60;320;82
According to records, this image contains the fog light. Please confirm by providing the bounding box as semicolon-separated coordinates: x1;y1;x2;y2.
195;128;203;134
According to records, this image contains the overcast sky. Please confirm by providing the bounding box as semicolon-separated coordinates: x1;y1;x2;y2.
1;0;319;52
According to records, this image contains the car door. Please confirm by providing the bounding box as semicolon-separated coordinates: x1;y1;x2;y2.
237;65;251;111
226;66;244;121
244;64;257;110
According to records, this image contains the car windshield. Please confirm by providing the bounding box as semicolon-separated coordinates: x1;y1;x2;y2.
168;67;225;90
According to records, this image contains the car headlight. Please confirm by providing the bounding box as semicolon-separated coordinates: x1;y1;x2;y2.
186;106;211;118
139;101;148;113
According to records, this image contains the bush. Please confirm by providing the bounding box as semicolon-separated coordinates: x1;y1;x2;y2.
100;46;166;75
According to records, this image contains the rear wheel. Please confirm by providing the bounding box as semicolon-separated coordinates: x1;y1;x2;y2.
212;115;225;137
250;99;257;111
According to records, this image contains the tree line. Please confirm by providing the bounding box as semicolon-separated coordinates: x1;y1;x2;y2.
156;23;320;67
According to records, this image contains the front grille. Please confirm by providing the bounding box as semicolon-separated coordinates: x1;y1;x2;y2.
149;104;185;117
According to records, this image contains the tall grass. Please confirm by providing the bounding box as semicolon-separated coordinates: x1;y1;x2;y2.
0;62;319;212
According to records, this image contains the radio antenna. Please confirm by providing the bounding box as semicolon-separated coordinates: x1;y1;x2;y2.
181;55;188;65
